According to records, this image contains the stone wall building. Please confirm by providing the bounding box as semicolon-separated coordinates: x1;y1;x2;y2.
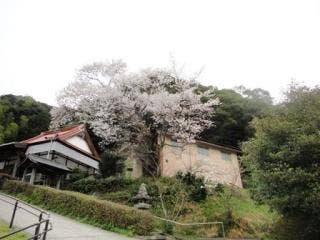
131;137;243;188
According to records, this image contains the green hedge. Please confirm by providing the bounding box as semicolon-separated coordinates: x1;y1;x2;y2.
69;177;134;193
2;180;155;235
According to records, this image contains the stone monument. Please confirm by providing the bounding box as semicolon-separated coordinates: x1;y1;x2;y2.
133;183;151;209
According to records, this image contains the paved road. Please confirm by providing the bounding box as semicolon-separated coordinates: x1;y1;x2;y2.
0;193;139;240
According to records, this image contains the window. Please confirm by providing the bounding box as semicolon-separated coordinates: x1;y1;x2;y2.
197;146;209;156
221;152;231;161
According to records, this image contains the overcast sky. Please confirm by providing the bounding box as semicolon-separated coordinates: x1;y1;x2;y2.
1;0;320;105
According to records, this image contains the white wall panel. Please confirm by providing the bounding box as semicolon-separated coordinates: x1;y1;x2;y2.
26;141;99;170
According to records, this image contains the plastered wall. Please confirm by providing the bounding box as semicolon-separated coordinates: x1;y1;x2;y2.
160;138;243;187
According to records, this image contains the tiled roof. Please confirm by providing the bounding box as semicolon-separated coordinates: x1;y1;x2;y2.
21;124;100;160
21;124;85;144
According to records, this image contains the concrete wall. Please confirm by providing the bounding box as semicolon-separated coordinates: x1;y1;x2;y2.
160;138;243;188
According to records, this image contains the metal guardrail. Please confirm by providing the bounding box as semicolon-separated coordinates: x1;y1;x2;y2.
0;192;52;240
1;219;50;240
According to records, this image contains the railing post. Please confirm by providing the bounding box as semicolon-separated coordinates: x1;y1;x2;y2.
0;193;51;239
9;200;18;228
33;222;41;240
42;220;49;240
33;212;43;240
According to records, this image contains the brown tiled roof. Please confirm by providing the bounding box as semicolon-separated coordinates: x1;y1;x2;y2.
21;124;85;143
21;124;100;159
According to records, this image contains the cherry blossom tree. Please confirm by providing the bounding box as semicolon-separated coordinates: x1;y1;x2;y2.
51;59;218;175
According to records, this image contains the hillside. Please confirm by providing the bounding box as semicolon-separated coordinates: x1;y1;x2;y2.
0;95;51;144
67;175;279;239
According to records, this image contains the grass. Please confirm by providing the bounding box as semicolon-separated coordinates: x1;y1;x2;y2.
0;220;28;240
199;187;279;239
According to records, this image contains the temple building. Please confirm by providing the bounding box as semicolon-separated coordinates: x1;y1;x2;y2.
0;124;100;188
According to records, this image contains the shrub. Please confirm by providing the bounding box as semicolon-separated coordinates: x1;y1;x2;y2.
214;183;225;193
2;180;155;235
0;173;16;189
61;168;90;189
162;222;174;235
176;172;207;202
69;176;194;218
70;176;134;193
1;179;35;195
102;191;132;204
68;168;90;182
100;150;125;177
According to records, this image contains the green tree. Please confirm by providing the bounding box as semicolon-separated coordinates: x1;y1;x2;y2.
99;150;125;177
242;85;320;239
199;86;272;147
235;85;273;105
0;95;51;143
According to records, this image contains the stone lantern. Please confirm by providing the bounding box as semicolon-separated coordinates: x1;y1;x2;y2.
133;183;151;209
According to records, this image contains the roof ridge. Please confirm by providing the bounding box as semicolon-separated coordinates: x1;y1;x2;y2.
41;124;84;134
21;124;85;143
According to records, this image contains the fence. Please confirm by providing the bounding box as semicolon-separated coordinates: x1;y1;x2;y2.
0;192;52;240
154;216;226;239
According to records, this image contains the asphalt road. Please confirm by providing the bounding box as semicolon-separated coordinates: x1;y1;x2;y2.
0;193;138;240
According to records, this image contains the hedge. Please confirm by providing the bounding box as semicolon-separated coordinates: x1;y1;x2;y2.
1;180;155;235
69;176;134;193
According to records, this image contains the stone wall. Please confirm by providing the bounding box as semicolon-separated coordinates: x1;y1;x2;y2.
160;138;243;187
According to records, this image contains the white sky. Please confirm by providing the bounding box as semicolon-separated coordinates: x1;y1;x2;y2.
1;0;320;105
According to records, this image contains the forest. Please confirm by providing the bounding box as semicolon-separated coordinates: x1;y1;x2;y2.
0;94;51;144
